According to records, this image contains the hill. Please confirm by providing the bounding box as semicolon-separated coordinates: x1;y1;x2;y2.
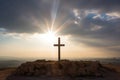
1;60;119;80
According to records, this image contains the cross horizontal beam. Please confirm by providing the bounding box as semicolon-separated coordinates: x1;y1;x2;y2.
54;44;65;46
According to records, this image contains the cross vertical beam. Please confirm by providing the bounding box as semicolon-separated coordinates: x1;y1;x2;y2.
54;37;65;62
58;37;60;61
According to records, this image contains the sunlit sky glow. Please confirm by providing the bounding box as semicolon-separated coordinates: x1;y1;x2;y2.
0;0;120;59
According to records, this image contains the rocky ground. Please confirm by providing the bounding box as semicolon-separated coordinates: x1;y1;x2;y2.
14;60;104;77
0;60;120;80
0;68;16;80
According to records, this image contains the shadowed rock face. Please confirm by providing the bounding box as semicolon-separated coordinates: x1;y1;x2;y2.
15;60;104;77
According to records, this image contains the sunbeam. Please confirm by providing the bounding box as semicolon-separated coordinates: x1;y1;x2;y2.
51;0;60;30
55;19;72;34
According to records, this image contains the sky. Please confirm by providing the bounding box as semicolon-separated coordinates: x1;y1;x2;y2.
0;0;120;59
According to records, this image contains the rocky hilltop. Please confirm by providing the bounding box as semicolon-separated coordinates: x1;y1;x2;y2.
14;60;106;77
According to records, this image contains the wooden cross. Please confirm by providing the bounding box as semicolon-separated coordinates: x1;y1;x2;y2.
54;37;65;62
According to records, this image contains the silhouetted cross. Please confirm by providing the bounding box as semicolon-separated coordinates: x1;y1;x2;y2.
54;37;65;62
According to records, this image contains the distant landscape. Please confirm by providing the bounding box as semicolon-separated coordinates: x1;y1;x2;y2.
0;56;120;69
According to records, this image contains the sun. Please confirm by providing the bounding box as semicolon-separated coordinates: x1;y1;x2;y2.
42;30;57;43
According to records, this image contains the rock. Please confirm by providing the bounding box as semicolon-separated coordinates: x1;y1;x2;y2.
15;60;105;77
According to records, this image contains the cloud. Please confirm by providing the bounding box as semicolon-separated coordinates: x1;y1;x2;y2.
0;0;52;33
0;0;120;54
61;0;120;13
0;28;6;32
0;0;120;33
61;9;120;39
